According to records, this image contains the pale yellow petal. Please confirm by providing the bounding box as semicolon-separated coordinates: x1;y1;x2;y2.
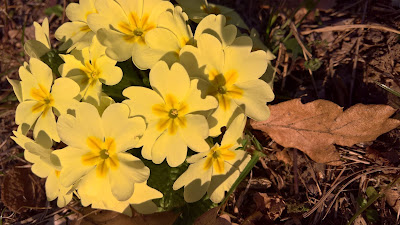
149;61;190;103
122;86;164;120
15;101;41;128
29;58;53;91
53;147;94;187
57;103;104;149
51;78;80;115
208;98;242;137
96;28;134;61
207;162;239;203
233;79;274;121
129;182;163;205
173;158;212;203
196;33;224;74
221;113;246;147
33;18;50;48
137;121;163;160
184;79;218;113
102;103;146;152
224;36;268;82
194;14;237;48
7;78;22;102
109;153;150;201
87;0;128;32
96;56;122;85
180;114;210;152
152;131;187;167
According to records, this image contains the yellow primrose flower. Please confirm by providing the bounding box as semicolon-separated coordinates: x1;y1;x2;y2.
24;18;51;58
11;131;73;207
176;0;248;30
78;176;162;215
86;0;173;64
173;114;250;203
180;30;275;136
123;61;218;167
59;36;122;105
54;102;149;202
55;0;97;51
13;58;80;142
132;6;193;69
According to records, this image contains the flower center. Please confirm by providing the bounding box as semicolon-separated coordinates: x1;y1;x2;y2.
212;149;221;158
82;136;119;178
30;84;55;116
217;85;227;94
133;28;144;37
99;149;109;159
168;108;179;119
203;144;236;174
118;12;156;44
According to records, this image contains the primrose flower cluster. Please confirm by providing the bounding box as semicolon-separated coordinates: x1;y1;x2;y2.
8;0;275;215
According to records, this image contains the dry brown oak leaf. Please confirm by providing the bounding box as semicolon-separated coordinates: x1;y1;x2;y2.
250;99;400;165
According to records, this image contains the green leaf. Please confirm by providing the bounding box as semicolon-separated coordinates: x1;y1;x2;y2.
366;186;378;199
366;209;379;223
174;196;218;225
102;60;146;102
283;38;302;59
304;58;322;71
45;5;63;17
40;50;65;77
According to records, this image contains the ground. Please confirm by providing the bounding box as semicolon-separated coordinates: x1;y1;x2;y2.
0;0;400;224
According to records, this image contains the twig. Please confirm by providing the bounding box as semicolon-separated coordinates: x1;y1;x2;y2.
301;24;400;35
303;167;400;218
235;170;252;212
293;148;299;196
349;0;368;106
62;0;67;24
290;22;319;98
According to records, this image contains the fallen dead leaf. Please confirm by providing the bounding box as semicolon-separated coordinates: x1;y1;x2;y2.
385;188;400;214
75;208;179;225
193;207;232;225
1;166;47;213
253;193;285;221
251;99;400;165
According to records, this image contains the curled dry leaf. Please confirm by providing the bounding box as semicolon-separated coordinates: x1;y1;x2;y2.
253;193;285;221
76;209;178;225
385;188;400;213
194;207;232;225
1;166;46;213
251;99;400;165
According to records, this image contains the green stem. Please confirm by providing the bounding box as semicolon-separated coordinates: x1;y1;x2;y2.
346;176;400;225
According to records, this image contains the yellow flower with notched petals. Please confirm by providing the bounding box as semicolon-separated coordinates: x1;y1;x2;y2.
173;114;250;203
86;0;173;64
11;131;73;207
55;0;97;52
11;58;80;142
176;0;248;30
180;20;274;136
123;61;218;167
54;102;149;202
132;6;193;70
59;36;122;106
